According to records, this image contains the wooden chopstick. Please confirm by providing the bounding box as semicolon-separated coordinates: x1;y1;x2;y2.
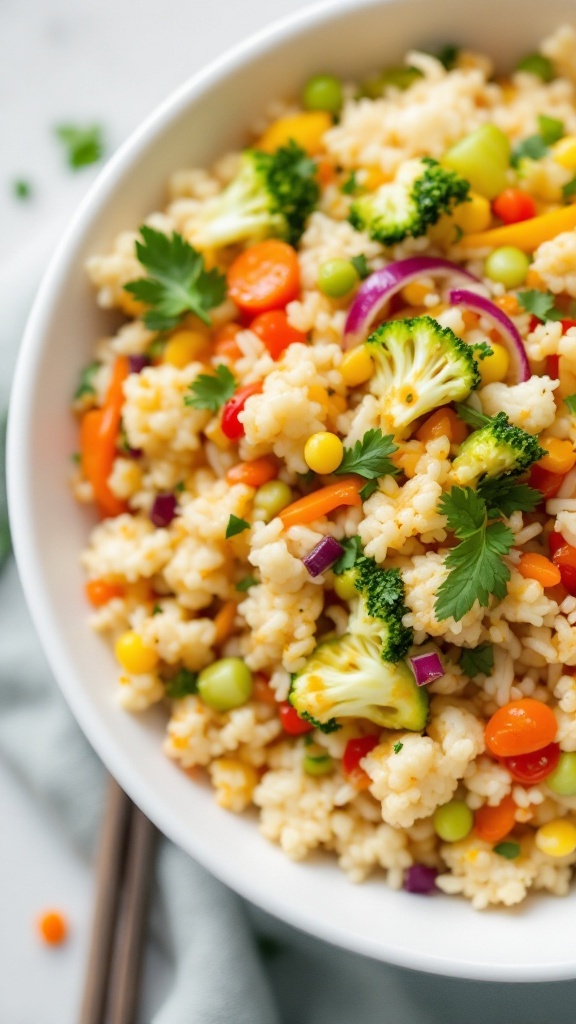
78;774;157;1024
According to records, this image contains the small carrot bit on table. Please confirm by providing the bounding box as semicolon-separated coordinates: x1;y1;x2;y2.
38;910;68;946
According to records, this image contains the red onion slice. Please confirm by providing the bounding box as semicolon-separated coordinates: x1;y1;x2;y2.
303;536;345;577
150;493;178;527
409;651;444;686
448;288;530;383
404;864;438;894
343;256;479;349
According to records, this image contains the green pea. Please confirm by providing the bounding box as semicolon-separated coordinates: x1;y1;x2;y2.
515;53;555;82
444;124;511;199
197;657;253;712
547;752;576;796
317;259;359;298
361;66;422;98
302;74;343;115
303;743;333;775
484;246;530;288
333;568;358;601
253;480;293;522
433;800;473;842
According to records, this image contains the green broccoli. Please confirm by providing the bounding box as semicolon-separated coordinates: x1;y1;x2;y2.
449;411;546;488
348;157;470;245
289;556;428;733
366;315;481;436
192;141;319;249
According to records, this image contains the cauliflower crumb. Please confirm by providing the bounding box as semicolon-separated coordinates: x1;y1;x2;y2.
479;375;559;434
118;671;164;711
164;696;281;768
532;230;576;297
208;758;259;812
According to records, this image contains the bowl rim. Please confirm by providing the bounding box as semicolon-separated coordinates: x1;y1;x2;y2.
8;0;576;982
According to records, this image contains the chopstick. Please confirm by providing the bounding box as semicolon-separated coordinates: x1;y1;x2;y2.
78;775;157;1024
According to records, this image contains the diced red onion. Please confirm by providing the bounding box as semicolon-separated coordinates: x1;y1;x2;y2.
448;288;530;383
404;864;438;895
303;536;345;577
128;354;150;374
409;651;444;687
343;257;479;349
150;493;178;528
124;445;143;460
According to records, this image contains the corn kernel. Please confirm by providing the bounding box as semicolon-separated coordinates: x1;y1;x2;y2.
362;166;389;191
535;819;576;857
205;418;231;449
117;290;145;318
401;281;432;307
307;384;330;411
163;330;208;368
340;347;374;387
538;437;576;475
552;136;576;171
304;431;344;474
453;192;492;234
258;111;332;155
115;631;159;674
478;342;510;385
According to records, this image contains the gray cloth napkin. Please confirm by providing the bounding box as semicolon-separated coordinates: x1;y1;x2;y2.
3;246;576;1024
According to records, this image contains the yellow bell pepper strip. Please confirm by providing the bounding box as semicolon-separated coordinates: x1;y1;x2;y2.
258;112;332;155
461;203;576;252
80;356;129;518
279;478;363;529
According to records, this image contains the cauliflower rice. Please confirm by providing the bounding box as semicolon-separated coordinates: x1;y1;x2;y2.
74;25;576;909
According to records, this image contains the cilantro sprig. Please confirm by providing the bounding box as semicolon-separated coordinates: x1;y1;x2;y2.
518;288;576;324
333;535;363;575
124;226;226;331
335;429;398;481
511;114;564;167
460;643;495;678
55;124;104;169
184;364;236;411
164;668;198;699
226;514;250;539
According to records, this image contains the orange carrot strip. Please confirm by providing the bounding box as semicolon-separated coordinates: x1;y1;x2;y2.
279;478;363;529
517;552;561;588
214;601;238;644
226;457;278;488
80;356;129;518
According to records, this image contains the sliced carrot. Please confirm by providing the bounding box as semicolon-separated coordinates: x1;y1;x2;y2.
537;437;576;476
227;240;300;315
226;457;278;488
517;552;562;588
85;578;125;607
250;309;307;359
415;408;468;446
214;601;238;644
80;356;129;518
279;478;363;529
474;795;517;844
461;204;576;252
253;675;277;706
214;322;243;361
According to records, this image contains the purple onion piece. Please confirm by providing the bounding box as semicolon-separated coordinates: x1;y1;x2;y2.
150;492;178;528
343;256;480;349
302;536;345;578
404;864;438;894
448;288;530;383
128;354;150;374
409;651;444;687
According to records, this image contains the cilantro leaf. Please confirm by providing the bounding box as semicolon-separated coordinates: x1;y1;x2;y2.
438;486;487;537
236;575;257;592
453;403;490;429
517;289;563;322
477;477;541;518
493;841;521;860
511;134;548;166
436;44;459;70
565;393;576;414
333;535;363;575
55;124;104;169
359;479;379;501
538;115;564;145
341;171;359;195
124;226;227;331
350;254;371;280
563;177;576;202
184;364;236;411
435;519;513;622
393;741;404;754
335;428;398;480
13;179;32;200
74;360;100;400
226;514;250;539
164;668;198;699
460;643;495;678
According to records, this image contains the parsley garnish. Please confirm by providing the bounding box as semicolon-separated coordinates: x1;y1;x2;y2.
152;604;163;615
435;487;515;622
335;428;398;481
341;171;359;195
359;479;379;501
493;841;520;860
236;575;257;592
538;115;564;145
436;44;459;70
174;480;185;494
165;668;198;699
55;124;104;169
350;254;371;280
13;179;32;199
460;643;494;678
512;115;563;167
453;403;490;429
226;514;250;539
74;360;100;400
476;477;540;518
565;393;576;414
124;226;226;331
517;289;563;322
184;364;236;411
333;535;363;575
393;741;404;754
563;177;576;202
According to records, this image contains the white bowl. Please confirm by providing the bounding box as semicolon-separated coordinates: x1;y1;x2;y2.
9;0;576;981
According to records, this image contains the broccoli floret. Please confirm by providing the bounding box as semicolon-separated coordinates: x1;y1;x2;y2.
192;141;319;249
366;315;481;437
450;411;547;487
289;557;428;733
349;157;470;245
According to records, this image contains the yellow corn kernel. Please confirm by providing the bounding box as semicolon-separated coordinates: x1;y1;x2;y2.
535;819;576;857
428;213;458;246
307;384;330;412
304;431;344;474
204;418;231;449
117;290;146;318
115;631;159;674
552;136;576;171
538;437;576;475
401;281;432;307
362;166;390;191
478;342;510;385
525;268;546;290
452;192;492;234
258;111;332;155
327;393;347;417
163;330;208;368
340;347;374;387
